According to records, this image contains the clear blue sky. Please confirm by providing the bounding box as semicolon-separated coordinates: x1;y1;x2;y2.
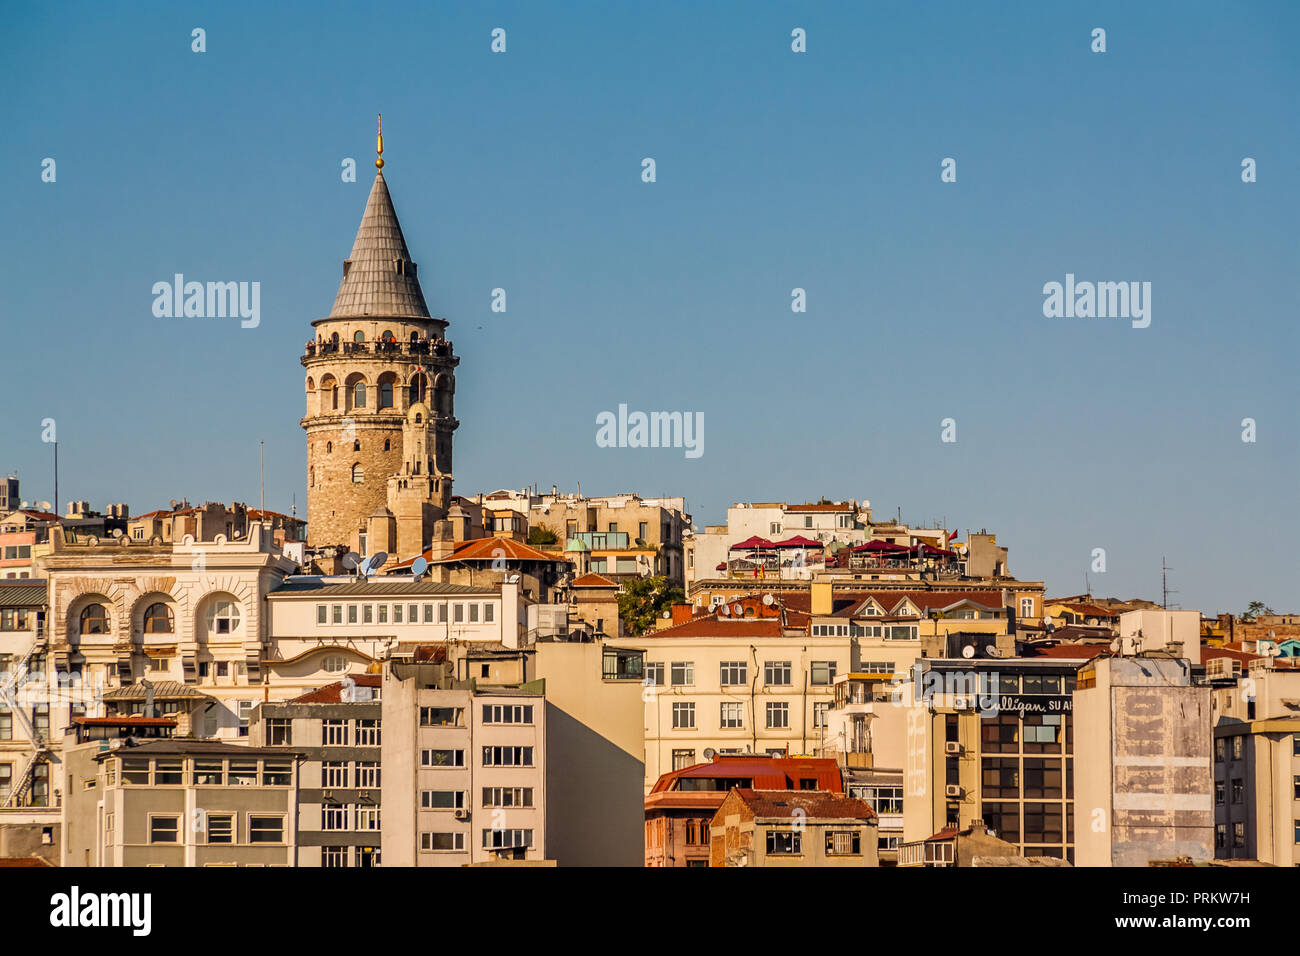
1;1;1295;614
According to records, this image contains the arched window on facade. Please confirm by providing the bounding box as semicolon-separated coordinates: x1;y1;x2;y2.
143;602;174;634
353;382;366;408
79;604;109;635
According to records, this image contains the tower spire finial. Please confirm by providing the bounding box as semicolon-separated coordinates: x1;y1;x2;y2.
376;113;385;170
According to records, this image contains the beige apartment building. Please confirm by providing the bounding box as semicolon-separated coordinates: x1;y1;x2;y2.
1072;655;1213;867
382;639;645;866
381;658;548;865
1210;665;1300;864
62;738;299;867
625;596;853;791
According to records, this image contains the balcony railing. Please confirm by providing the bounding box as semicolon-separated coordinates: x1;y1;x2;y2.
303;340;455;362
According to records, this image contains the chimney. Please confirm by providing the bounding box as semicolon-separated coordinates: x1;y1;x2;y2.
811;579;833;617
671;604;693;627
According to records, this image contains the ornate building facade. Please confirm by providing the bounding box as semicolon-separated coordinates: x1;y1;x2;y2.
302;122;458;556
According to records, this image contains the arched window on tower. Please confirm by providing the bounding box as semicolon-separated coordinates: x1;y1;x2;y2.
353;382;366;408
382;330;394;342
409;374;428;406
377;373;395;410
383;439;391;451
353;440;361;452
330;332;340;346
353;330;365;343
332;385;339;410
326;441;333;453
352;463;364;483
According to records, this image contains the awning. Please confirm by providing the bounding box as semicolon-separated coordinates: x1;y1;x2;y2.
772;535;824;549
730;536;775;550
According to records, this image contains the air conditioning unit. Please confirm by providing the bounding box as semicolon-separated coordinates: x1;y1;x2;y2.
453;808;469;821
944;741;963;755
952;695;973;710
945;784;963;798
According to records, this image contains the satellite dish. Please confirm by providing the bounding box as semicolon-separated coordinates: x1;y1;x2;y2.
1109;639;1121;653
719;604;731;616
732;603;743;616
961;645;975;659
370;551;388;572
411;556;429;578
662;610;671;618
985;645;1002;658
341;552;361;571
703;748;717;760
359;555;375;576
762;593;774;606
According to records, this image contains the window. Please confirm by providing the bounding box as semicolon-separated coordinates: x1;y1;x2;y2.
317;604;328;625
193;760;223;786
1233;822;1245;848
483;828;533;849
237;700;252;737
323;846;347;867
122;759;151;786
353;382;366;408
720;702;744;729
1232;736;1244;761
482;746;533;767
421;832;465;852
766;701;789;729
351;463;365;484
484;603;494;623
1215;782;1225;807
482;787;533;808
143;603;173;633
323;719;349;746
362;604;373;624
1215;738;1225;763
422;790;466;809
207;815;234;844
229;761;258;786
420;707;461;727
850;785;903;814
355;762;380;788
355;719;381;747
249;816;285;844
813;701;830;728
154;760;184;786
765;661;792;686
79;604;108;635
482;704;533;724
207;600;240;635
379;381;394;409
421;749;465;768
1215;824;1226;849
1019;597;1034;618
810;661;837;686
645;662;665;686
378;604;388;624
766;830;801;855
720;661;747;685
263;761;292;787
670;662;694;686
347;605;358;624
332;605;343;624
1231;778;1244;803
826;830;861;856
322;804;348;831
265;718;292;746
149;816;180;844
672;702;696;729
0;764;9;804
356;807;381;831
393;604;403;624
322;762;349;788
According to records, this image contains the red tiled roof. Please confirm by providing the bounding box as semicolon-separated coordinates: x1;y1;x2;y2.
571;572;618;589
393;537;572;568
1022;643;1108;661
0;857;53;867
642;615;784;639
731;788;876;821
649;756;842;795
15;510;59;521
290;673;382;703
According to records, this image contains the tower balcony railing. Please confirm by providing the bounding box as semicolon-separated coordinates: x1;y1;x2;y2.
303;340;455;363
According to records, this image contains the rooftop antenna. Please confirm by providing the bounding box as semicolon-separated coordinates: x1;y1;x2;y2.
259;440;265;519
1161;556;1179;609
52;440;59;518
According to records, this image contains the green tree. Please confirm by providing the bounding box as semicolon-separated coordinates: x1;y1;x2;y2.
617;575;685;636
527;523;560;546
1242;601;1273;622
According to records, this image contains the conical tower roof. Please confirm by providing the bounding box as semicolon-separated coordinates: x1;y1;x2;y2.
328;171;431;319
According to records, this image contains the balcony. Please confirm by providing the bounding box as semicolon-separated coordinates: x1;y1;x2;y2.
302;339;455;364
